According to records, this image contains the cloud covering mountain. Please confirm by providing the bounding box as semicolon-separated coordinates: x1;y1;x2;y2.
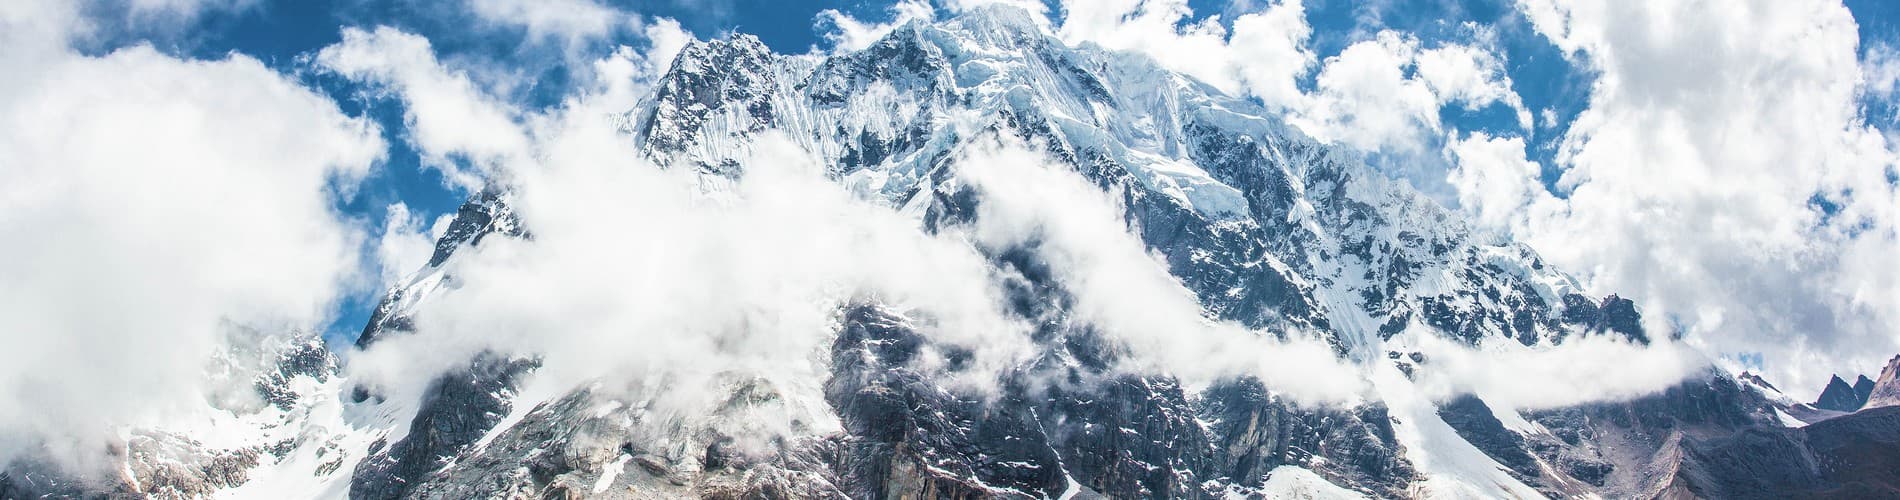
0;0;1897;498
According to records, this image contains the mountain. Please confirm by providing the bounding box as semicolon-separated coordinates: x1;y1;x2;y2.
1815;375;1869;412
6;6;1899;499
1865;355;1900;410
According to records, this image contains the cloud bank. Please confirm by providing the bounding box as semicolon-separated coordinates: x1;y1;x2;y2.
1482;0;1900;395
1022;0;1898;398
0;0;383;471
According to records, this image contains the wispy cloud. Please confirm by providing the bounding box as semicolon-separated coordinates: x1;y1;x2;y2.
0;0;384;472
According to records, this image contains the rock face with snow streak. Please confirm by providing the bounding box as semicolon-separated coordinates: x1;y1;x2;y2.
1864;355;1900;411
8;5;1900;499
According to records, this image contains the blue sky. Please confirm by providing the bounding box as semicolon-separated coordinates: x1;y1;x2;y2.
65;0;1900;388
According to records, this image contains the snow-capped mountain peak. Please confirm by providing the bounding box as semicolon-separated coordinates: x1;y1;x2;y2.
9;6;1900;500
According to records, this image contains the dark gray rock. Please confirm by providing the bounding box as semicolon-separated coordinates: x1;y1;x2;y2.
359;188;521;349
0;457;104;500
1803;405;1900;496
349;353;537;500
1816;375;1868;412
1634;402;1900;498
826;304;1062;499
822;293;1417;499
635;34;783;175
1856;376;1878;407
398;380;844;499
1200;378;1415;497
1739;371;1781;393
1559;293;1649;344
1435;394;1539;478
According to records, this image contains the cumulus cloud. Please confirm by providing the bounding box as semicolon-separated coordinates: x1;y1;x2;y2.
1057;0;1316;110
109;0;257;30
571;17;693;119
315;17;695;186
1444;132;1557;231
1292;31;1439;153
1051;0;1527;162
1864;43;1900;101
1226;0;1316;109
1415;39;1533;131
0;0;384;472
1058;0;1238;90
317;26;531;191
374;203;439;285
463;0;625;46
942;0;1049;17
816;0;933;53
1480;0;1900;397
635;17;693;79
1295;31;1532;154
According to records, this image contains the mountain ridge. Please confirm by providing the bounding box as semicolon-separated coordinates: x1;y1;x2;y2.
5;6;1897;499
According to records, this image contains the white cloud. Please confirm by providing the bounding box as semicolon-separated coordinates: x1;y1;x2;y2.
951;137;1367;403
451;0;695;110
374;203;436;285
1403;332;1704;410
0;1;80;70
1415;42;1533;131
317;26;531;191
464;0;624;45
1059;0;1236;93
1057;0;1315;109
1491;0;1900;397
123;0;254;16
1293;31;1533;155
1861;42;1900;120
316;19;696;187
816;0;934;53
104;0;258;32
1444;132;1556;231
582;18;694;115
637;17;693;78
1292;31;1439;153
1051;0;1527;157
0;4;384;471
943;0;1049;17
1228;0;1316;109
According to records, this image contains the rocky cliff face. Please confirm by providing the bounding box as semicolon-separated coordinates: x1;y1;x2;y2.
1863;355;1900;410
1815;375;1869;412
